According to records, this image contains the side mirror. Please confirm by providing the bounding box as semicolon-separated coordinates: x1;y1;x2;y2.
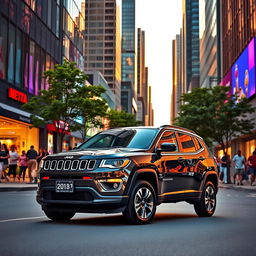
157;143;177;153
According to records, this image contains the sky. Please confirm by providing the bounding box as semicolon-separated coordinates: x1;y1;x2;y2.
136;0;183;126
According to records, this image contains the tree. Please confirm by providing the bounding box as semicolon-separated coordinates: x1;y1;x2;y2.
107;110;141;128
23;60;108;152
175;86;255;154
73;85;108;141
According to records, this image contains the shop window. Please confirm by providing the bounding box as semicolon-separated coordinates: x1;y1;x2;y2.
8;23;15;84
29;40;35;94
15;29;22;87
0;17;8;80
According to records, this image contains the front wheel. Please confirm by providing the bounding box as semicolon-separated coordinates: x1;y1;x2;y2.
194;181;217;217
123;180;157;224
44;209;75;221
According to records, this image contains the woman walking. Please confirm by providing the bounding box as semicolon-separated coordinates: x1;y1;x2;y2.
19;150;28;181
8;145;19;181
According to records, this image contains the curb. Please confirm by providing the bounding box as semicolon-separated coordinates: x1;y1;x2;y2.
219;184;256;192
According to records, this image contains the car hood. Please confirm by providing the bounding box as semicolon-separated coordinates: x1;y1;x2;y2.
46;148;152;160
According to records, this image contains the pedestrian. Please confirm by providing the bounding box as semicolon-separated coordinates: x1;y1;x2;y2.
232;150;246;185
8;145;19;181
220;153;228;184
26;145;38;183
19;150;28;181
248;150;256;186
0;143;10;182
226;154;231;183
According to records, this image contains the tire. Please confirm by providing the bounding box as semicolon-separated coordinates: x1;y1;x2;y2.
194;181;217;217
44;209;75;221
123;180;157;224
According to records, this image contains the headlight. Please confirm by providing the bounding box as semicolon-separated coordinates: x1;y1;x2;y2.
100;159;130;169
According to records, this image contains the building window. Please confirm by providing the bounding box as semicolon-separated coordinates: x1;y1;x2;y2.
15;29;22;86
29;40;35;94
8;23;15;84
0;17;8;80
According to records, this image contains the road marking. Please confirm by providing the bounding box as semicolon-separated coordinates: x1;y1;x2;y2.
0;216;45;223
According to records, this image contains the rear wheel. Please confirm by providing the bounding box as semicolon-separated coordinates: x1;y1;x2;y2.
123;180;157;224
44;209;75;221
194;181;216;217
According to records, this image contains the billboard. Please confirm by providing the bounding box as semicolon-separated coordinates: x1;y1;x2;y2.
231;38;256;100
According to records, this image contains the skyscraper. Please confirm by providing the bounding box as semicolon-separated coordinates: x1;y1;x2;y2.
199;0;221;88
121;0;137;114
171;34;182;123
182;0;200;91
85;0;121;109
137;28;147;125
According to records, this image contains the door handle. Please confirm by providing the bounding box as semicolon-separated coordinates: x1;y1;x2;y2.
198;156;205;161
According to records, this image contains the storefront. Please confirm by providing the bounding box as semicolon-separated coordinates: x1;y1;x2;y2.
0;116;39;154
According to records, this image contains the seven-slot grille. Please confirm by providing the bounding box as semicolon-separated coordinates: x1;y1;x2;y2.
43;159;97;171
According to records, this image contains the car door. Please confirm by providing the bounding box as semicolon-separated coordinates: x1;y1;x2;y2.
175;132;202;191
155;130;185;195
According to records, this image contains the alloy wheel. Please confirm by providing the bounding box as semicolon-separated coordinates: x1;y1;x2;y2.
134;187;154;220
204;185;216;212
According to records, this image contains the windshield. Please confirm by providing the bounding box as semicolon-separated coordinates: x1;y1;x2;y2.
78;128;158;150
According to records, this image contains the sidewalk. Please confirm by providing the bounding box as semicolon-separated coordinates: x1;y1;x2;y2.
0;182;37;192
219;181;256;192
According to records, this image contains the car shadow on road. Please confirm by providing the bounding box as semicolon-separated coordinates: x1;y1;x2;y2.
37;212;226;227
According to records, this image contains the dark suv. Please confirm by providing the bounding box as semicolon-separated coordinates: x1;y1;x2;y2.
37;125;218;224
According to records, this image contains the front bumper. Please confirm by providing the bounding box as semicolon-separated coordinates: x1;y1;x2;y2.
37;172;130;213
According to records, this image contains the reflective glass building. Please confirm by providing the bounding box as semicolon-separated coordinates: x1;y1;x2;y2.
121;0;137;114
182;0;200;91
0;0;86;153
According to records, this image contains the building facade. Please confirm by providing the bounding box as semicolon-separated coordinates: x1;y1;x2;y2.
85;0;121;109
219;0;256;159
137;28;148;125
182;0;200;91
0;0;87;154
199;0;221;88
121;0;137;114
171;34;182;123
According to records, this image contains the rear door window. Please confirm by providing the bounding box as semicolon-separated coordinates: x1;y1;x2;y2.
178;133;196;153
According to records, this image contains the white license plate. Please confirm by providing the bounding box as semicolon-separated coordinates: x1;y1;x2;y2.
55;181;74;193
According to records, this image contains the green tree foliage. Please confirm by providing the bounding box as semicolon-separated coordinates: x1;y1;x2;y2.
175;86;255;154
23;60;108;152
107;110;141;128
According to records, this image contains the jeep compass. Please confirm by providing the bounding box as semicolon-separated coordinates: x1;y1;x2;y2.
37;125;218;224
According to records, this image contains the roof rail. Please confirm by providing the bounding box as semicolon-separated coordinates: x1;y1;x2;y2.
160;124;196;134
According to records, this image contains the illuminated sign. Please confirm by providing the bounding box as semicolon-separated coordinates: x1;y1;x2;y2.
47;121;70;135
231;38;256;99
8;88;28;103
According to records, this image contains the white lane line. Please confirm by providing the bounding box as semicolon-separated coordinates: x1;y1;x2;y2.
0;216;46;223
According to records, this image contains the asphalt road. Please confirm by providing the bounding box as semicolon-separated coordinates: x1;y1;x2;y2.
0;188;256;256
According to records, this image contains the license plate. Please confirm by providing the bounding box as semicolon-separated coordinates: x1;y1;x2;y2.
55;181;74;193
